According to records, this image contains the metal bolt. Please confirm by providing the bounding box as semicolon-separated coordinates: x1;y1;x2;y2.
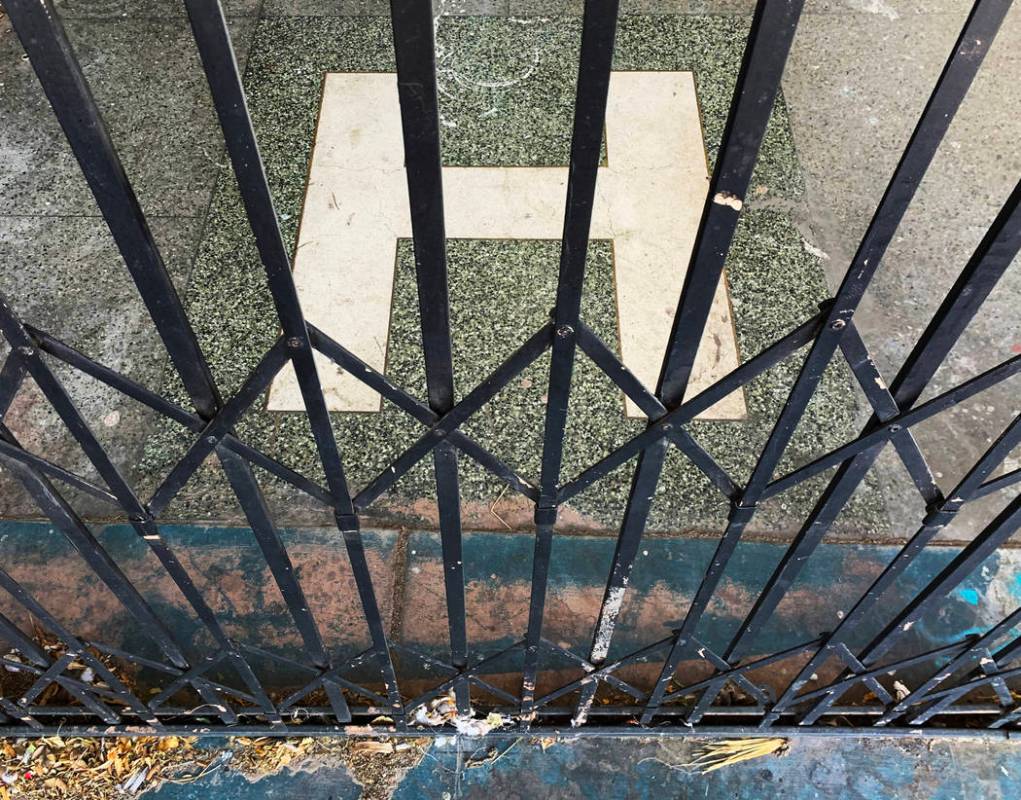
888;424;902;433
556;324;574;338
16;345;33;357
206;435;218;445
286;336;304;349
830;319;846;330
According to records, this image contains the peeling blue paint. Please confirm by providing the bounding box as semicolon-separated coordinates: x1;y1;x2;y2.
959;588;981;606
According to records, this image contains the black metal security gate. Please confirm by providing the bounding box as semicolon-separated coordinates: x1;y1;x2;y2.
1;0;1020;737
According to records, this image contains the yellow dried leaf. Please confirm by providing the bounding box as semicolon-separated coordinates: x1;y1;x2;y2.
353;741;395;754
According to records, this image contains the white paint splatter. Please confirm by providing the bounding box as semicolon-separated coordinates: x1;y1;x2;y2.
712;191;743;211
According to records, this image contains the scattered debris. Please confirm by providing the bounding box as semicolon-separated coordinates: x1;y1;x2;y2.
453;712;509;738
464;739;520;769
344;737;429;800
412;692;512;737
0;735;430;799
0;627;140;709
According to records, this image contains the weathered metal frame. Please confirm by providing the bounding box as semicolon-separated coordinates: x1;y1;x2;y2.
0;0;1019;736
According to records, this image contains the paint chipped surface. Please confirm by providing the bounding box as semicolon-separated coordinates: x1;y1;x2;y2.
713;191;743;211
590;586;627;663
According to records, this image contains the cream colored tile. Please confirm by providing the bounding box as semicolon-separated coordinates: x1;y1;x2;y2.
267;71;745;420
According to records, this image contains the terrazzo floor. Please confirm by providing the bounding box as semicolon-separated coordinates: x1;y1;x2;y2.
2;3;1018;544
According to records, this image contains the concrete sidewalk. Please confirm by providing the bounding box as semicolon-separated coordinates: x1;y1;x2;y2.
144;733;1021;799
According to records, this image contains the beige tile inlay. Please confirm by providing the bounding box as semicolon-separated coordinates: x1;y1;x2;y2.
268;72;746;419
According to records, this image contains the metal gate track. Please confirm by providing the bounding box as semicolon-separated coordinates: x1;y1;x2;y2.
1;0;1020;736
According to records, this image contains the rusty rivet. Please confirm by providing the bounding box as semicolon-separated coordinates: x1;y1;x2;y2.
556;324;574;338
830;319;846;330
287;336;304;349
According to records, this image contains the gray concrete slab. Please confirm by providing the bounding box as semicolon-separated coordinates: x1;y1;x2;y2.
779;4;1021;540
0;14;255;217
0;216;204;519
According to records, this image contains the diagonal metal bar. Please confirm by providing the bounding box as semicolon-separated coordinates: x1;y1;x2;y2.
147;335;289;516
859;490;1021;667
6;0;221;419
520;0;622;719
0;455;187;670
763;355;1021;499
543;639;648;701
0;425;119;506
0;613;127;722
0;353;28;420
307;324;539;501
723;178;1021;666
769;414;1021;726
0;566;159;726
575;320;741;500
907;639;1020;726
557;307;827;504
877;605;1021;726
661;637;824;704
353;323;551;509
838;324;942;506
974;468;1021;500
784;639;975;710
405;640;524;715
27;324;335;506
681;636;771;726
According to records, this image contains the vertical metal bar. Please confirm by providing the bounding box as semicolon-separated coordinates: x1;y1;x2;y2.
520;0;621;718
643;0;1010;726
725;179;1021;664
182;0;404;715
389;0;468;715
8;0;335;705
180;0;354;513
573;0;806;725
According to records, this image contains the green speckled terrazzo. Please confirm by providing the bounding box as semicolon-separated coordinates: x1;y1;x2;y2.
140;15;885;537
